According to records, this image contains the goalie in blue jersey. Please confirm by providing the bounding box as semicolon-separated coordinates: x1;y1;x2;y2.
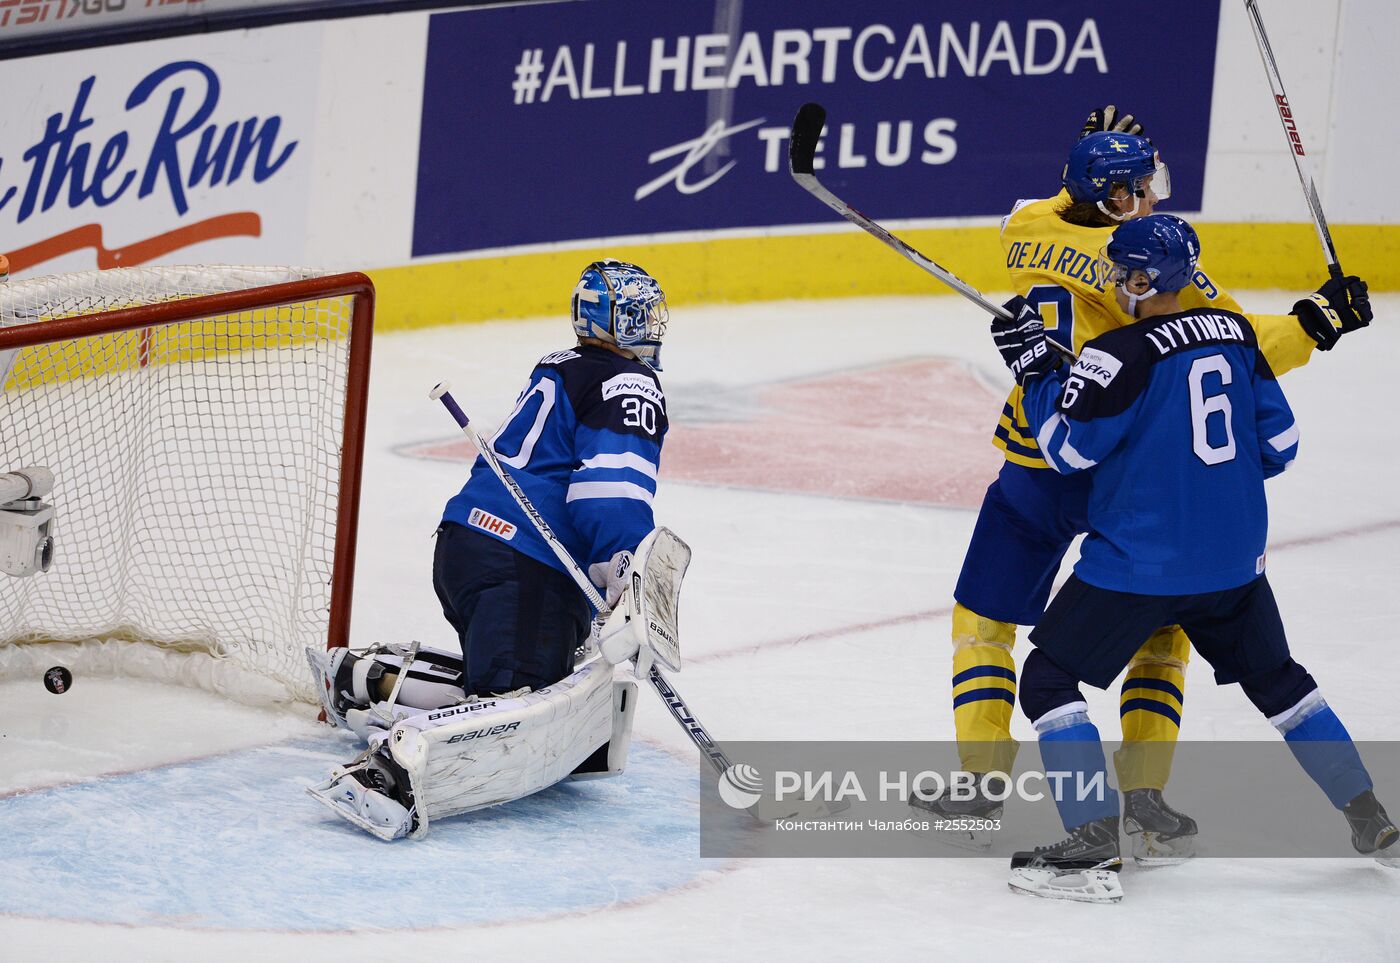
304;260;673;839
989;214;1397;902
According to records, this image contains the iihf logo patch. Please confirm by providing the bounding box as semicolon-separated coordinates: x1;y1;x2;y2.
468;508;517;540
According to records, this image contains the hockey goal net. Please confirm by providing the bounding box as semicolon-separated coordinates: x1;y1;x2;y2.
0;266;373;705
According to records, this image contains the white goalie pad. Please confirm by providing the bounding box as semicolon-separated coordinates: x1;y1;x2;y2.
598;527;691;673
382;658;628;838
569;678;638;781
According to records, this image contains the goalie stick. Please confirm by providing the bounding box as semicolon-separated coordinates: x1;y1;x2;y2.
1244;0;1344;282
788;102;1076;364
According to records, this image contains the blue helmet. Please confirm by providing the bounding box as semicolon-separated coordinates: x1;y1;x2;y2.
1104;214;1200;296
571;259;668;370
1062;132;1170;219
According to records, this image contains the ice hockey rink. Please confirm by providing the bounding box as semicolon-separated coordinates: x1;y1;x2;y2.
1;289;1397;961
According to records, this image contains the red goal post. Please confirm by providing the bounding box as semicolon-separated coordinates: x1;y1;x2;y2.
0;267;374;705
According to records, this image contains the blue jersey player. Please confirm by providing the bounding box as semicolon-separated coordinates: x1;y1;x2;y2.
928;106;1374;865
989;215;1398;902
435;259;670;695
310;259;670;725
302;260;674;840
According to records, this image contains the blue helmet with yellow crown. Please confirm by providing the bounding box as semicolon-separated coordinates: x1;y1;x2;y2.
1063;132;1170;220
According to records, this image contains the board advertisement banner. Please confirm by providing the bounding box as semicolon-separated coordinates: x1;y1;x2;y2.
413;0;1221;258
0;24;320;274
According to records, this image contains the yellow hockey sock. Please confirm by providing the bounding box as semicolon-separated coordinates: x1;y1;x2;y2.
951;603;1019;775
1114;626;1190;792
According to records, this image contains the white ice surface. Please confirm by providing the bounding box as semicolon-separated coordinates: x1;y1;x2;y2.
2;292;1397;960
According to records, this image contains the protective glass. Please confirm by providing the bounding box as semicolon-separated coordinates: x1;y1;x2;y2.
1098;247;1157;290
1131;159;1171;201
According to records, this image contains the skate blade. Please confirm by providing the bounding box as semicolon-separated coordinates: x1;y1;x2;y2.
1376;839;1400;870
305;781;407;841
1132;831;1198;867
751;796;852;821
1008;864;1123;904
906;801;997;851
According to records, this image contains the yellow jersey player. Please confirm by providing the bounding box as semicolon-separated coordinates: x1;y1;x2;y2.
918;107;1373;864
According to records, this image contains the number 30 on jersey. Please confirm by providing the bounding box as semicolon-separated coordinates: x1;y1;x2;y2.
622;397;659;434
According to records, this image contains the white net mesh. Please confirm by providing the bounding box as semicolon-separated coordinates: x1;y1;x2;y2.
0;265;363;704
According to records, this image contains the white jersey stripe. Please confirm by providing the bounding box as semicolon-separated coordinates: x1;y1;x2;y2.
1268;423;1299;452
1057;435;1098;470
566;481;655;504
576;452;658;478
1036;413;1066;472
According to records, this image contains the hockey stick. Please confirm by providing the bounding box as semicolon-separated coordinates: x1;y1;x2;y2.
1243;0;1344;281
788;102;1076;363
427;383;735;776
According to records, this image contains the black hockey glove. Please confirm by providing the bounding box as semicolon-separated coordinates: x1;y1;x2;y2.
1080;105;1145;139
993;297;1062;385
1292;275;1372;351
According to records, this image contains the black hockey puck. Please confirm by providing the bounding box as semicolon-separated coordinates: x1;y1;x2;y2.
44;665;72;694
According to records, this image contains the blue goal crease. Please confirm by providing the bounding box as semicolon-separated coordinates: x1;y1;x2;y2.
0;737;705;931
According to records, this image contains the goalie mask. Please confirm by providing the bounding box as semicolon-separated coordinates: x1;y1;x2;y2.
571;260;668;370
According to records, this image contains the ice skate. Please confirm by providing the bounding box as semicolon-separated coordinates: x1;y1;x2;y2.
1123;788;1199;866
1009;816;1123;904
1343;791;1400;868
306;752;415;841
909;775;1005;851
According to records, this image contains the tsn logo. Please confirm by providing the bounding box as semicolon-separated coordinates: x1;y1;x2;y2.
446;721;521;743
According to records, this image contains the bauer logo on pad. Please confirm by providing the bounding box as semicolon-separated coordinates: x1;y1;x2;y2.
468;508;517;540
1073;347;1124;387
